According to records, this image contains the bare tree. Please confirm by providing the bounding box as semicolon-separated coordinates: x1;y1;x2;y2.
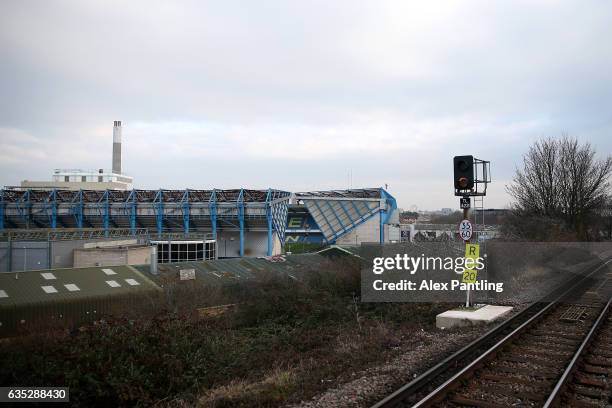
507;135;612;239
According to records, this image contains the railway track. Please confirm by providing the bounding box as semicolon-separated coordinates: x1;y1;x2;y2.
372;258;612;408
545;297;612;407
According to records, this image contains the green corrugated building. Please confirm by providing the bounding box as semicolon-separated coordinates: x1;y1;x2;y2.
0;265;163;336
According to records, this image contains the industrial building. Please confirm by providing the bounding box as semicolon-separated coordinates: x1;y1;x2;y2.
0;265;163;335
0;188;291;269
1;120;402;269
0;229;150;272
20;121;133;191
0;188;400;271
0;252;351;335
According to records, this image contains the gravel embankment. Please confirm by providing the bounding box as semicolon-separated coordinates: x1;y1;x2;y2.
287;325;487;408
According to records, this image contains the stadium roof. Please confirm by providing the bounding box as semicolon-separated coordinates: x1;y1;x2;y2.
292;188;398;243
294;188;383;199
0;188;291;203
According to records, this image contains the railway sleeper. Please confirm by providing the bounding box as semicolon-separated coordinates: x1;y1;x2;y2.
571;384;610;399
529;330;584;340
521;339;580;351
586;357;612;367
467;382;546;402
574;373;608;388
582;363;612;375
502;354;565;367
591;349;612;358
451;395;517;408
591;343;612;353
484;364;560;379
565;396;605;408
518;346;574;358
525;333;584;345
480;373;553;387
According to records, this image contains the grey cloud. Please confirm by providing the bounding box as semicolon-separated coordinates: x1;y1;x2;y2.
1;1;611;209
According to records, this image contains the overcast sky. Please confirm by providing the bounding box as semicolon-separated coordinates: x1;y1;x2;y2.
1;1;611;210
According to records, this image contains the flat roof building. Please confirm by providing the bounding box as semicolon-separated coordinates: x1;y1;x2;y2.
20;120;133;191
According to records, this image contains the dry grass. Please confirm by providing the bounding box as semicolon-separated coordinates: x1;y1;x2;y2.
0;259;453;407
198;367;296;407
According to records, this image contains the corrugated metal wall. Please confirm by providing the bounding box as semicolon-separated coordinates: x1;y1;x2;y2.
0;237;148;272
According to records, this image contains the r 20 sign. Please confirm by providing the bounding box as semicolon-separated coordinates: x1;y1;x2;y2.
458;219;472;241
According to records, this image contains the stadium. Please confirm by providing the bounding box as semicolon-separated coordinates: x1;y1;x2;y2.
0;121;399;339
1;121;399;271
0;187;398;271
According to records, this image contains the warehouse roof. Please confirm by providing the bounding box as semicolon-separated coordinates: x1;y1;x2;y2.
0;265;161;308
135;253;337;285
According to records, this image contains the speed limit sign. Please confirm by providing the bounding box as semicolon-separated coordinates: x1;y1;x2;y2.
458;219;472;241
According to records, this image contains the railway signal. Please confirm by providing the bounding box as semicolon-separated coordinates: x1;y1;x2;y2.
454;155;474;191
453;155;491;307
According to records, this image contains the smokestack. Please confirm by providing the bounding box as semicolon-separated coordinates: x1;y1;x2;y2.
112;120;122;174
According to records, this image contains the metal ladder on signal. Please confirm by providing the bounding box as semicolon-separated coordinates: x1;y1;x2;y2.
473;195;485;242
473;195;487;275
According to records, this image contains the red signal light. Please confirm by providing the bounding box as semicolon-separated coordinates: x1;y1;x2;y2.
458;177;469;188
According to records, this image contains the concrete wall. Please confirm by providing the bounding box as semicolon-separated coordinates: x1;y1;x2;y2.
0;241;49;272
336;215;381;246
74;245;152;268
0;237;148;272
83;239;138;249
216;231;280;258
127;246;153;265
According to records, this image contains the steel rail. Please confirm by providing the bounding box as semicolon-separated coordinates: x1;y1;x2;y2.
542;296;612;408
372;257;612;408
370;302;544;408
410;258;611;408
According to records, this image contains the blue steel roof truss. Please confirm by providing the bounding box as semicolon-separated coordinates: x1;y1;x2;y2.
0;188;291;238
304;198;381;243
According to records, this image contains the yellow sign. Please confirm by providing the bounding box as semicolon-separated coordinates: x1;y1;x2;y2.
462;243;480;283
465;243;479;259
462;269;478;284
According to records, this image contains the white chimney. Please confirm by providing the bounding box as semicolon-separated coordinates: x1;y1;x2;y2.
112;120;122;174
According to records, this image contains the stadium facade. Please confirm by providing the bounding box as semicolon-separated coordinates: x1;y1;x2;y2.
0;187;398;272
289;188;398;245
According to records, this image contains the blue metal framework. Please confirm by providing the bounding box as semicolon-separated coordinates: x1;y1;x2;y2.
181;190;190;234
0;190;4;230
43;189;58;229
379;188;398;243
101;190;110;236
126;189;137;235
0;187;291;256
265;189;273;255
311;200;334;244
295;188;397;244
17;189;31;228
209;189;217;240
263;189;290;255
153;189;164;238
237;188;245;257
72;190;84;228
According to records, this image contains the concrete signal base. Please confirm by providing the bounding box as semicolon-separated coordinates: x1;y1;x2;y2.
436;305;513;329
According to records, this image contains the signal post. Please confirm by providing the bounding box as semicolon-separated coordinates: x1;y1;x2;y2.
435;156;512;328
453;155;491;307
